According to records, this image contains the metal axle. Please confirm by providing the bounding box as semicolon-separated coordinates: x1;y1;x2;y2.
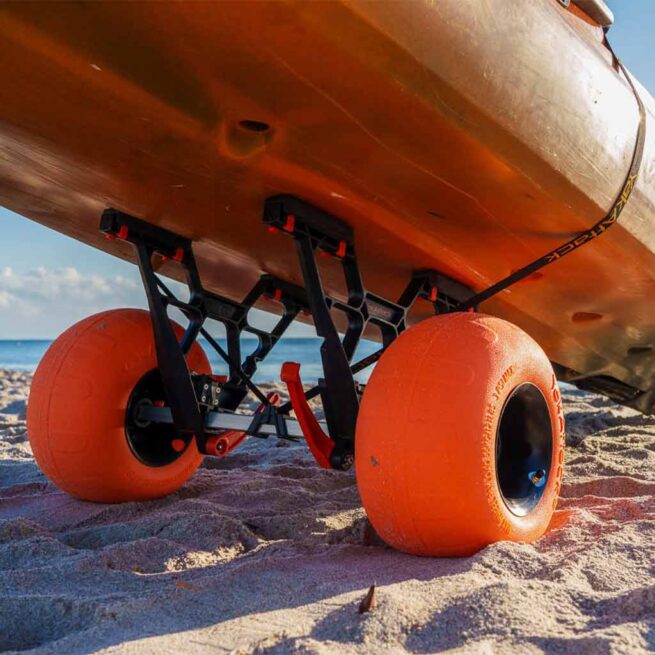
136;403;325;440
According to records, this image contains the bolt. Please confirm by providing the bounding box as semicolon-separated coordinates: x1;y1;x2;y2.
339;453;354;471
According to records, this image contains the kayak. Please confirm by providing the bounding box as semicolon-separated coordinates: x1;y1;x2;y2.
0;0;654;407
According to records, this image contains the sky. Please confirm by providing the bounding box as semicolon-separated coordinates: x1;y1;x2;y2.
0;0;652;339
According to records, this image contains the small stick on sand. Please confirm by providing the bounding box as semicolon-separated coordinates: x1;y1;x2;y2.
358;584;377;614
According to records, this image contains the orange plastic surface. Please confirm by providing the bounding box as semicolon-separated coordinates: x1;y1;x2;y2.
356;313;566;556
1;2;654;395
27;309;210;502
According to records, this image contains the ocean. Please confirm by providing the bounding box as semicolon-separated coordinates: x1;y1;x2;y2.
0;338;380;383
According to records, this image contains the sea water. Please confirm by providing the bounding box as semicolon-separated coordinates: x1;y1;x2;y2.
0;338;380;383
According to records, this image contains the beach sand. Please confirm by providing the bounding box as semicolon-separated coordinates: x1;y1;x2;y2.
0;369;653;654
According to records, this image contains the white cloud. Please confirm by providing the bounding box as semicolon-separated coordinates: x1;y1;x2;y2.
0;291;12;308
0;266;146;338
0;266;316;340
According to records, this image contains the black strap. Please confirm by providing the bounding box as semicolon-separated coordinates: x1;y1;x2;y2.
457;39;647;312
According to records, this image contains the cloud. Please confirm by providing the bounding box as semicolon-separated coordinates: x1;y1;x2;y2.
0;266;316;340
0;266;147;337
0;265;142;305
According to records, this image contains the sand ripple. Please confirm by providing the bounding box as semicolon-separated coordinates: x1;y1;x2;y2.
0;372;653;654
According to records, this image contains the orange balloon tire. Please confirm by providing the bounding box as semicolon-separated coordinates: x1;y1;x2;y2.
27;309;210;502
355;313;565;557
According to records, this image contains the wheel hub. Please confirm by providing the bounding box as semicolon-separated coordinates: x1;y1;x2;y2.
125;369;190;467
496;383;553;517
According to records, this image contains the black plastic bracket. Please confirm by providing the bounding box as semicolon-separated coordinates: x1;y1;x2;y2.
100;198;474;468
100;208;308;454
247;404;289;441
264;195;473;468
101;209;207;448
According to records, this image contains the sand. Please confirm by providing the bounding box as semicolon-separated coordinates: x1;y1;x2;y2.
0;369;653;654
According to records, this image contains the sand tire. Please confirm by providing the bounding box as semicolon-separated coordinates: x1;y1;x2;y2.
27;309;209;502
355;312;565;556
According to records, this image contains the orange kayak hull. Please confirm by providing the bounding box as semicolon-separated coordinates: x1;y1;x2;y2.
0;1;654;398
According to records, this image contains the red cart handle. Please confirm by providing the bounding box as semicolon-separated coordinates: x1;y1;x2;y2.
281;362;334;468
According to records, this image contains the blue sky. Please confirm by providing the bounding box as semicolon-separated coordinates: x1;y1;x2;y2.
0;0;651;338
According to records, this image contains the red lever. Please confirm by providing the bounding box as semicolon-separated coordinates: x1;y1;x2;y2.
281;362;334;468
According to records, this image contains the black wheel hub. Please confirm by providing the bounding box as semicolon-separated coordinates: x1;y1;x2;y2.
496;383;553;517
125;369;189;467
